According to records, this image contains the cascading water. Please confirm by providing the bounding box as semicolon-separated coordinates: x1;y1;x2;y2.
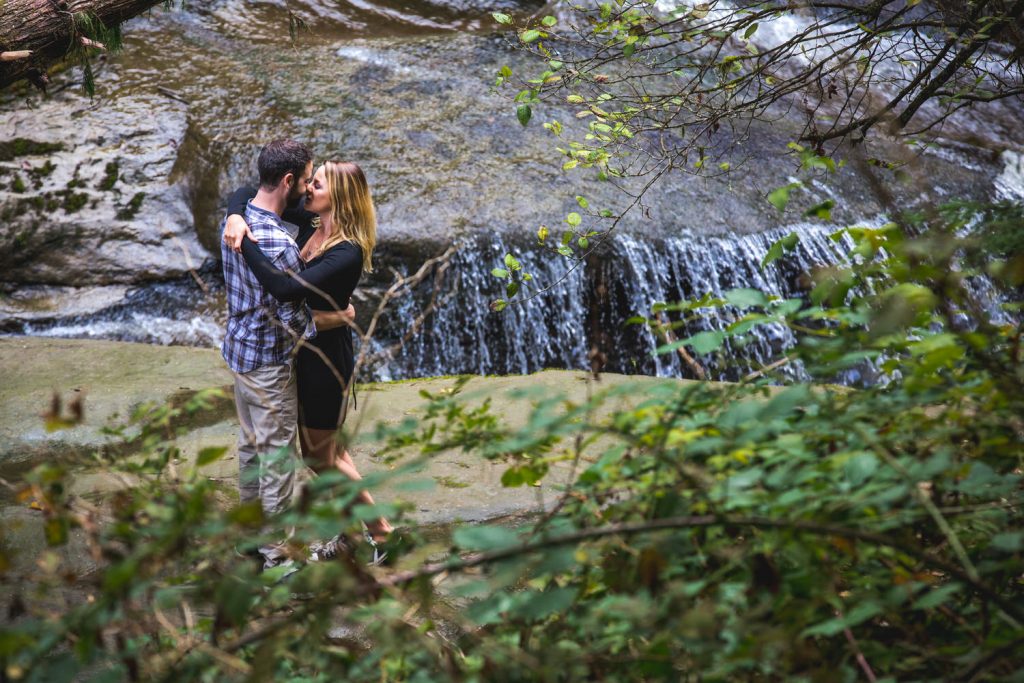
367;237;590;380
5;222;864;383
362;223;862;382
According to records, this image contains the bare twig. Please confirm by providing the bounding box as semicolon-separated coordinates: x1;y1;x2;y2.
655;310;707;379
841;620;878;682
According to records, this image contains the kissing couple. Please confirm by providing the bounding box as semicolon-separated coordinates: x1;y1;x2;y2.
220;138;392;572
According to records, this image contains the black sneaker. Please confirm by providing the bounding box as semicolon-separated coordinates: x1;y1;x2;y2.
309;535;349;562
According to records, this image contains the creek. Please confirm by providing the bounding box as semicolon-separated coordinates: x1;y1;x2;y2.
1;0;1022;383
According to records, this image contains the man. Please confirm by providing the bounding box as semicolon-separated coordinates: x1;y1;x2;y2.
221;138;314;570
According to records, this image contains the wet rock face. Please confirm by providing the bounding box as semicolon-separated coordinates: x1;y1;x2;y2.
0;92;209;287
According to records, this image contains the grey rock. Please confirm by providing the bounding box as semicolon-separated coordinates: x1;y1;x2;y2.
0;91;210;287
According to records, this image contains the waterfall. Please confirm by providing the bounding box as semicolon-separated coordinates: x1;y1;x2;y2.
364;223;863;382
366;237;589;380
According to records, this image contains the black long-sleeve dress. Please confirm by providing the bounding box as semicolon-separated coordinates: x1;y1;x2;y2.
227;187;363;430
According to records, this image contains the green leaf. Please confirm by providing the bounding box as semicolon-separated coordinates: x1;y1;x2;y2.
196;446;229;467
691;3;711;19
454;525;520;551
541;15;557;27
492;12;512;25
767;182;801;212
913;583;961;610
679;330;726;355
802;602;883;638
491;299;507;312
744;23;759;39
514;586;576;621
500;468;524;487
506;281;520;297
575;195;589;208
499;65;512;78
804;199;835;220
491;268;509;278
521;29;542;43
762;232;799;268
504;253;521;270
537;225;549;243
45;517;69;546
991;531;1024;552
756;386;811;422
566;212;582;227
724;288;768;308
517;104;532;127
844;452;878;486
227;501;264;528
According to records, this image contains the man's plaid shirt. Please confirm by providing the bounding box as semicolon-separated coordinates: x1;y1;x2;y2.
221;201;315;374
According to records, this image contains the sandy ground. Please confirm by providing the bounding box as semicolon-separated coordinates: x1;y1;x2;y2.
0;336;688;581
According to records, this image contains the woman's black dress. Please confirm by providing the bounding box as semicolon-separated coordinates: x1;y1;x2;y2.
227;187;363;430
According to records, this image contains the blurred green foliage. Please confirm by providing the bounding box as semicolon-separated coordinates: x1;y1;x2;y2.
2;199;1022;681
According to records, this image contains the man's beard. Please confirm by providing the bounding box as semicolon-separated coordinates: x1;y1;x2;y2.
285;184;306;211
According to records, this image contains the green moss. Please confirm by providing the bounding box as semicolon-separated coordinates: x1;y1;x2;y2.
434;475;471;489
66;177;86;189
0;138;64;162
10;176;26;193
29;161;57;186
61;191;89;213
116;192;146;220
97;161;119;191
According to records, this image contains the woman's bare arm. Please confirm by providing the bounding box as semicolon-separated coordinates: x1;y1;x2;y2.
312;304;356;331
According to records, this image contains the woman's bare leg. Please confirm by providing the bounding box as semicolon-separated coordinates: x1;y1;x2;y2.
334;448;393;540
299;425;334;474
302;426;392;540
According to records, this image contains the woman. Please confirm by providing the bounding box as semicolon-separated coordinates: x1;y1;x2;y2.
223;160;392;559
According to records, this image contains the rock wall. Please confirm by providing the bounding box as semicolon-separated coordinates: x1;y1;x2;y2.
0;92;210;287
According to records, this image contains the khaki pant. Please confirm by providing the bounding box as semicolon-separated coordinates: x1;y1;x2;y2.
232;362;299;568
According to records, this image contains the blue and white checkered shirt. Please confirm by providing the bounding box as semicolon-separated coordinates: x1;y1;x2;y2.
221;201;315;374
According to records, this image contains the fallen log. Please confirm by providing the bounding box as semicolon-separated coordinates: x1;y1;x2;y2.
0;0;165;91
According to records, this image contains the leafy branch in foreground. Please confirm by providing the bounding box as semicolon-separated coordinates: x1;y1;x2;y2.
3;200;1020;680
486;0;1024;306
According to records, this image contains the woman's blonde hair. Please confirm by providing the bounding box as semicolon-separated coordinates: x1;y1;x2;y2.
311;160;376;272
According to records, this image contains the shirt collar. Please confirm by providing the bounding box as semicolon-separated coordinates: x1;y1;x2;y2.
246;200;281;223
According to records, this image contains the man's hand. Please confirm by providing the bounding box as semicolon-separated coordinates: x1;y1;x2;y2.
312;304;356;331
223;214;256;253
